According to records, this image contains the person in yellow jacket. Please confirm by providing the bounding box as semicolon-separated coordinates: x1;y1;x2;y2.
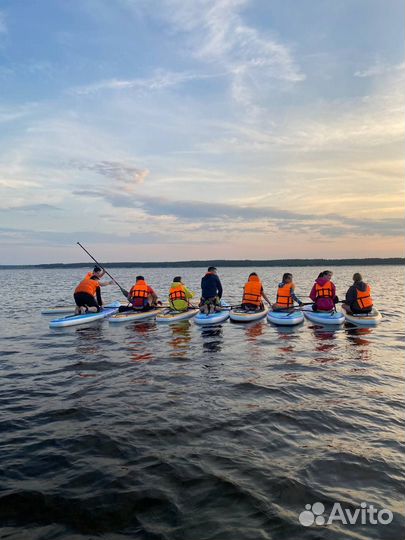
168;276;195;312
241;273;271;311
272;272;303;310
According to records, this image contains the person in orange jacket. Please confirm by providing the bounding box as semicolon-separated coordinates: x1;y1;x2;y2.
241;272;271;311
84;266;113;287
127;275;159;311
74;267;106;314
272;273;303;310
343;273;373;314
309;270;339;311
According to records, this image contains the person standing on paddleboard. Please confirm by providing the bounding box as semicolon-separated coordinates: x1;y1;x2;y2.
74;267;108;314
309;270;339;311
272;272;303;311
200;267;223;314
241;272;271;311
343;273;374;314
168;276;195;312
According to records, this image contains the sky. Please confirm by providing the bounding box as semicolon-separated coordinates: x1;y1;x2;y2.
0;0;404;264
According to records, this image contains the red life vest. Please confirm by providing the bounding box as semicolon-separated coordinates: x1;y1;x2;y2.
315;281;333;299
356;285;373;309
75;277;99;296
242;275;262;307
169;284;186;302
276;282;294;308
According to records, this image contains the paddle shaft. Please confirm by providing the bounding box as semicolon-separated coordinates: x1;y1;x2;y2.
77;242;128;297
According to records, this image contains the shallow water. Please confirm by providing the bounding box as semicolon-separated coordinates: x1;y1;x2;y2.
0;265;404;540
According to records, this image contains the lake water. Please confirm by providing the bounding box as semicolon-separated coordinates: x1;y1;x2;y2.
0;265;404;540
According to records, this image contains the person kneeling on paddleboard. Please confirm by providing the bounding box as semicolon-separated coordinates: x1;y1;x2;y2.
241;272;271;311
124;276;160;312
272;272;303;311
74;268;107;314
309;270;339;312
169;276;194;312
199;267;223;314
343;273;373;314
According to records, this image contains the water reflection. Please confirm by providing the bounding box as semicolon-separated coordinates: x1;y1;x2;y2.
200;326;224;354
167;321;192;359
126;322;157;362
75;324;104;356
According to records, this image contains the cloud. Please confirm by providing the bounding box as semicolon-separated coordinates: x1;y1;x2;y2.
72;186;405;238
354;61;405;78
2;203;61;212
71;69;213;95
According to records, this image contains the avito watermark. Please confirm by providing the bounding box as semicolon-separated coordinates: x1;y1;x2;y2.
299;502;393;527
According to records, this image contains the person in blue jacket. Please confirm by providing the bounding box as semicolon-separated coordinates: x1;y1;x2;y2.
199;266;223;314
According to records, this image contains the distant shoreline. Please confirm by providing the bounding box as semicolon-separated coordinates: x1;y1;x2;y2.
1;258;404;269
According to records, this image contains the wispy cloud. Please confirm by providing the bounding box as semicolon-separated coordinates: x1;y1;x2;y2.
71;69;214;95
354;61;405;78
72;160;149;191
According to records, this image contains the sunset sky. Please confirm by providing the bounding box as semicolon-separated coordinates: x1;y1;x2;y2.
1;0;404;264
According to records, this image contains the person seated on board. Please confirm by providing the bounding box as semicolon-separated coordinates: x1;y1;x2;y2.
199;266;223;314
309;270;339;312
168;276;195;312
241;272;271;311
84;266;113;287
123;275;159;312
343;273;373;314
272;272;303;311
74;268;105;314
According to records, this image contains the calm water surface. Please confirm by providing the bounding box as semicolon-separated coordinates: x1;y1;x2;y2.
0;266;404;540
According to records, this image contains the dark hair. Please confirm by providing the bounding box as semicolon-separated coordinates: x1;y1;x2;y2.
317;271;326;278
283;272;292;281
249;272;257;277
173;276;182;282
136;275;144;281
207;266;217;272
93;266;102;273
353;272;362;282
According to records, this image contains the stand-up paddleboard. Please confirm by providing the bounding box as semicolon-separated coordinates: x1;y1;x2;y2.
42;300;127;315
109;307;161;324
194;301;230;326
342;305;382;326
303;305;344;325
230;306;269;322
267;309;304;326
49;301;121;328
156;307;199;323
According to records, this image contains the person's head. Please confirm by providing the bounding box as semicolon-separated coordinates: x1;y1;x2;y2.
92;266;102;277
173;276;182;283
317;271;325;279
207;266;217;274
136;275;144;281
249;272;258;279
282;272;292;283
322;270;333;281
353;272;363;283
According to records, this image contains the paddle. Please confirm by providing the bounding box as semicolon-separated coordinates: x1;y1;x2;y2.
77;242;129;298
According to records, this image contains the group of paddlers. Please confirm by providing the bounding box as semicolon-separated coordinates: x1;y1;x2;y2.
73;266;374;316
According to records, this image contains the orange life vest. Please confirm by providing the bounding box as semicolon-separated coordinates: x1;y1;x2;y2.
276;282;295;308
129;280;150;300
242;275;262;307
315;281;333;299
169;284;186;302
356;284;373;309
75;277;99;296
84;271;94;280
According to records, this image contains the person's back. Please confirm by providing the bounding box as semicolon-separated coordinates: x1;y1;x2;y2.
273;272;302;310
129;276;157;310
310;271;337;311
345;273;373;313
169;277;194;312
200;267;223;314
242;273;270;310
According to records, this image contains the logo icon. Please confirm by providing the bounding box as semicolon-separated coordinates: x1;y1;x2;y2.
299;502;325;526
